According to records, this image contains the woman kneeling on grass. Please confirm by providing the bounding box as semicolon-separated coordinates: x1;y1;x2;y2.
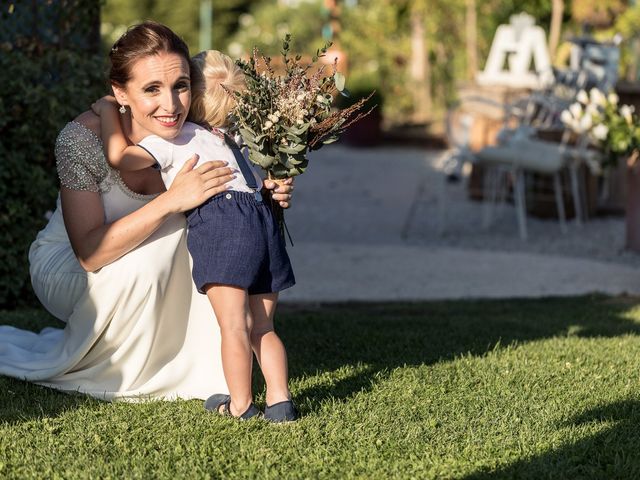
0;21;294;406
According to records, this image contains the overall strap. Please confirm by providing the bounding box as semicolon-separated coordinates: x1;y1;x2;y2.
223;133;258;191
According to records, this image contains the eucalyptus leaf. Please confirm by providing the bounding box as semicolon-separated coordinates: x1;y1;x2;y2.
285;123;310;135
249;149;277;169
239;128;257;143
287;153;307;166
285;133;303;143
278;143;307;154
271;163;290;178
278;153;294;169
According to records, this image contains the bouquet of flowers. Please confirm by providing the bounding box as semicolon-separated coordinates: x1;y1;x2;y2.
561;88;640;173
231;35;373;179
229;34;374;240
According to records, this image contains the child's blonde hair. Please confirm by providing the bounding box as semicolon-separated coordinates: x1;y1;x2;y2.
189;50;245;128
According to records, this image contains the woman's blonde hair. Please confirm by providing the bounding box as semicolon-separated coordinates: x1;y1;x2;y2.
189;50;245;128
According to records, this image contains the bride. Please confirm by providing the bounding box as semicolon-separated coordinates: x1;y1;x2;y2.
0;21;294;401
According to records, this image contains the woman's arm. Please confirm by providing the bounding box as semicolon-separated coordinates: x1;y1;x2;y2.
92;96;155;171
62;157;235;272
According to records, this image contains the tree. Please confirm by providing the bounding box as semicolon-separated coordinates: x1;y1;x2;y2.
466;0;478;80
409;1;431;123
549;0;565;62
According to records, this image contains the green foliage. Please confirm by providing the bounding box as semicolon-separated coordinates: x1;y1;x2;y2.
101;0;259;54
0;4;106;307
5;297;640;477
227;0;325;57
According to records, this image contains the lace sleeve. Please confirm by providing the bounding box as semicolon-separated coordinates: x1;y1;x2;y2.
55;121;109;192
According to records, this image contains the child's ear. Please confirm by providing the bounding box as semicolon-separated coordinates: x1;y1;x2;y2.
111;83;128;107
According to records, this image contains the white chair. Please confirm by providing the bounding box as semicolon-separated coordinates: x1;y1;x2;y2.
476;128;600;240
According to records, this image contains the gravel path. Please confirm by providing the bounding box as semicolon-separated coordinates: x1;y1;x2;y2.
277;144;640;302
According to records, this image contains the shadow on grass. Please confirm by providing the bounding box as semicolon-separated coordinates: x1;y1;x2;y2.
0;379;97;425
3;296;640;427
278;296;640;403
0;308;98;424
463;398;640;479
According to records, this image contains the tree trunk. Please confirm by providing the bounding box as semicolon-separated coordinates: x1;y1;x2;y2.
410;7;431;123
465;0;478;80
549;0;564;63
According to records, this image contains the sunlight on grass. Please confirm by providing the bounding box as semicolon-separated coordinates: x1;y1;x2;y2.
3;296;640;478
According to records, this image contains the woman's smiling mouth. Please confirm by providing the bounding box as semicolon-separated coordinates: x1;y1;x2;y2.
156;115;180;127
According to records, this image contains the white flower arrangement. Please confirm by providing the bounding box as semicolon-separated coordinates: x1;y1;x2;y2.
561;88;640;173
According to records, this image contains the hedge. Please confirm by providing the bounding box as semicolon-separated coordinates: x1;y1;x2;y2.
0;1;106;307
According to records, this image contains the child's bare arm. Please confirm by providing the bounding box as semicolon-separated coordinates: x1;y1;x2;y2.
91;96;155;171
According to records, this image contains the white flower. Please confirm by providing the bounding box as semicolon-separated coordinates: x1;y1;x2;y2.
577;90;589;104
608;92;619;106
579;114;593;132
560;110;574;126
569;102;583;118
621;105;634;124
585;103;599;117
296;93;306;101
263;120;273;130
590;88;606;107
592;123;609;141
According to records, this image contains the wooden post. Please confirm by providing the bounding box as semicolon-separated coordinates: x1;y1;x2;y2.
465;0;478;80
410;6;431;123
549;0;564;63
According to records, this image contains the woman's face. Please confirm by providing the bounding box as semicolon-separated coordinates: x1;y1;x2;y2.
113;51;191;141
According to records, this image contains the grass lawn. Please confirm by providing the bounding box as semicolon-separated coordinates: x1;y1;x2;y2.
3;296;640;479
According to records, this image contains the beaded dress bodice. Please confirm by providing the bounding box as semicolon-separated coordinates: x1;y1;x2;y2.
54;121;158;224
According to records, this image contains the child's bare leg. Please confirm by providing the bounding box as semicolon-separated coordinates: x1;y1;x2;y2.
206;284;254;416
249;293;291;406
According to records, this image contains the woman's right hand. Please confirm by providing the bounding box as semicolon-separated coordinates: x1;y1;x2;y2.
164;155;235;213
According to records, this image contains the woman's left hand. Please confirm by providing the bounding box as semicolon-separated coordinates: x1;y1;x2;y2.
263;177;294;209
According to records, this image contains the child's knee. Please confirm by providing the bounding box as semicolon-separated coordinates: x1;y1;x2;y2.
220;319;251;334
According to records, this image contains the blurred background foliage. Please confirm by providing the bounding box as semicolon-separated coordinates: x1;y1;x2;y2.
0;0;105;308
99;0;640;125
3;0;640;307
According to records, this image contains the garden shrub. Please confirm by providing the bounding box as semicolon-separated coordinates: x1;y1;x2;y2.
0;2;106;307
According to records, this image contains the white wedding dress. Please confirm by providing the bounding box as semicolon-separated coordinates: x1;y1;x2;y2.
0;121;228;401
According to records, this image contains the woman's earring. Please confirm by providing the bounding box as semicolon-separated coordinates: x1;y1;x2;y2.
119;105;127;115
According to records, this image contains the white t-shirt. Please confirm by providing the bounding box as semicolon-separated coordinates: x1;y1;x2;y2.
137;121;262;193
